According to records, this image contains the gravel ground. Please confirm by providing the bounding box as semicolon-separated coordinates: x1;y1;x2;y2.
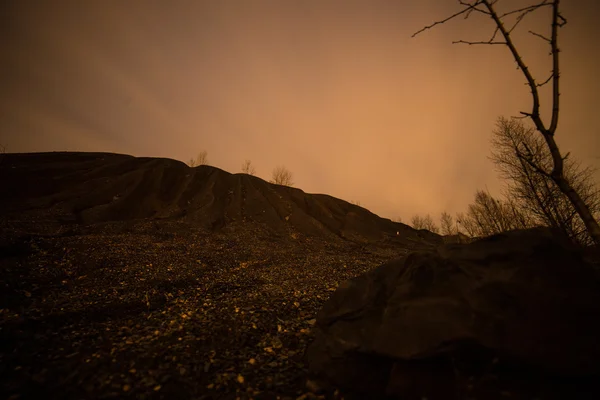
0;217;419;400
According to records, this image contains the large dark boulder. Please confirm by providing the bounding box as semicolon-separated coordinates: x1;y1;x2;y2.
306;227;600;399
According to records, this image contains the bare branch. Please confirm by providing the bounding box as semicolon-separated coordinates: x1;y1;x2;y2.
506;1;552;34
459;0;490;17
516;149;551;178
453;39;506;45
507;17;524;34
497;1;551;18
537;73;553;87
548;1;563;135
412;1;485;38
482;1;547;134
489;26;500;42
529;30;551;42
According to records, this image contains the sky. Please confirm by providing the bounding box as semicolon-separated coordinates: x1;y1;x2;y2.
2;0;599;224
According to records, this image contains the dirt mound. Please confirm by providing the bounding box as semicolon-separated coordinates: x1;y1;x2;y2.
1;152;441;245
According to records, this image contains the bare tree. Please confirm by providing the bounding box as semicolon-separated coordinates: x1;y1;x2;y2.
270;165;294;186
456;189;533;238
505;195;536;231
413;0;600;245
440;212;456;236
456;211;479;238
189;150;208;167
490;117;600;246
241;159;256;176
411;214;439;234
411;215;425;230
423;214;440;234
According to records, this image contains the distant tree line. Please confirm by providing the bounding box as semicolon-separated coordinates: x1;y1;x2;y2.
409;118;600;247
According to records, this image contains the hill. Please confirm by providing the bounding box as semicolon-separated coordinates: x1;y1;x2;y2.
1;151;441;247
0;151;443;400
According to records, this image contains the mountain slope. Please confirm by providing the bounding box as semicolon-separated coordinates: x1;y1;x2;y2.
1;152;441;245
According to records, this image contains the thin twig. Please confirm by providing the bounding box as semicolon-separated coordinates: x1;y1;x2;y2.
453;40;505;45
516;149;552;178
412;1;485;37
488;26;500;41
537;73;554;87
497;0;551;18
529;30;551;42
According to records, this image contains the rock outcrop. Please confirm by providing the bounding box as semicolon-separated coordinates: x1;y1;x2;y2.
306;227;600;399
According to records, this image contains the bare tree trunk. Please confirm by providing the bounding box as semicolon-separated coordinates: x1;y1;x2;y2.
552;173;600;245
486;0;600;246
413;0;600;245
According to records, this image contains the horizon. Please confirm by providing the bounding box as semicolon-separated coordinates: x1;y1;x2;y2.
2;0;599;224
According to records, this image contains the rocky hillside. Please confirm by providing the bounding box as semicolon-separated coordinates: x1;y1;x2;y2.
1;152;441;246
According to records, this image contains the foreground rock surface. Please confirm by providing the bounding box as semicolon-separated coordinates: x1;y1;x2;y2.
0;218;405;400
1;151;444;399
306;227;600;399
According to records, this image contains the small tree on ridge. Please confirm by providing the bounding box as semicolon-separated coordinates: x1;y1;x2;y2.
241;159;256;176
270;165;294;186
189;150;208;167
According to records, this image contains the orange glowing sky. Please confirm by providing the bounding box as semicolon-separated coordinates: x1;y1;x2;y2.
2;0;599;223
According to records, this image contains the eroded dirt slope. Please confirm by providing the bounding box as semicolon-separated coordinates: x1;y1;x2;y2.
1;152;440;245
0;151;444;399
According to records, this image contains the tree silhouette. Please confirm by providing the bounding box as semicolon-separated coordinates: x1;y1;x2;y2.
490;117;600;246
241;159;256;176
414;0;600;245
411;214;439;234
440;212;456;236
189;150;208;167
270;166;294;187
